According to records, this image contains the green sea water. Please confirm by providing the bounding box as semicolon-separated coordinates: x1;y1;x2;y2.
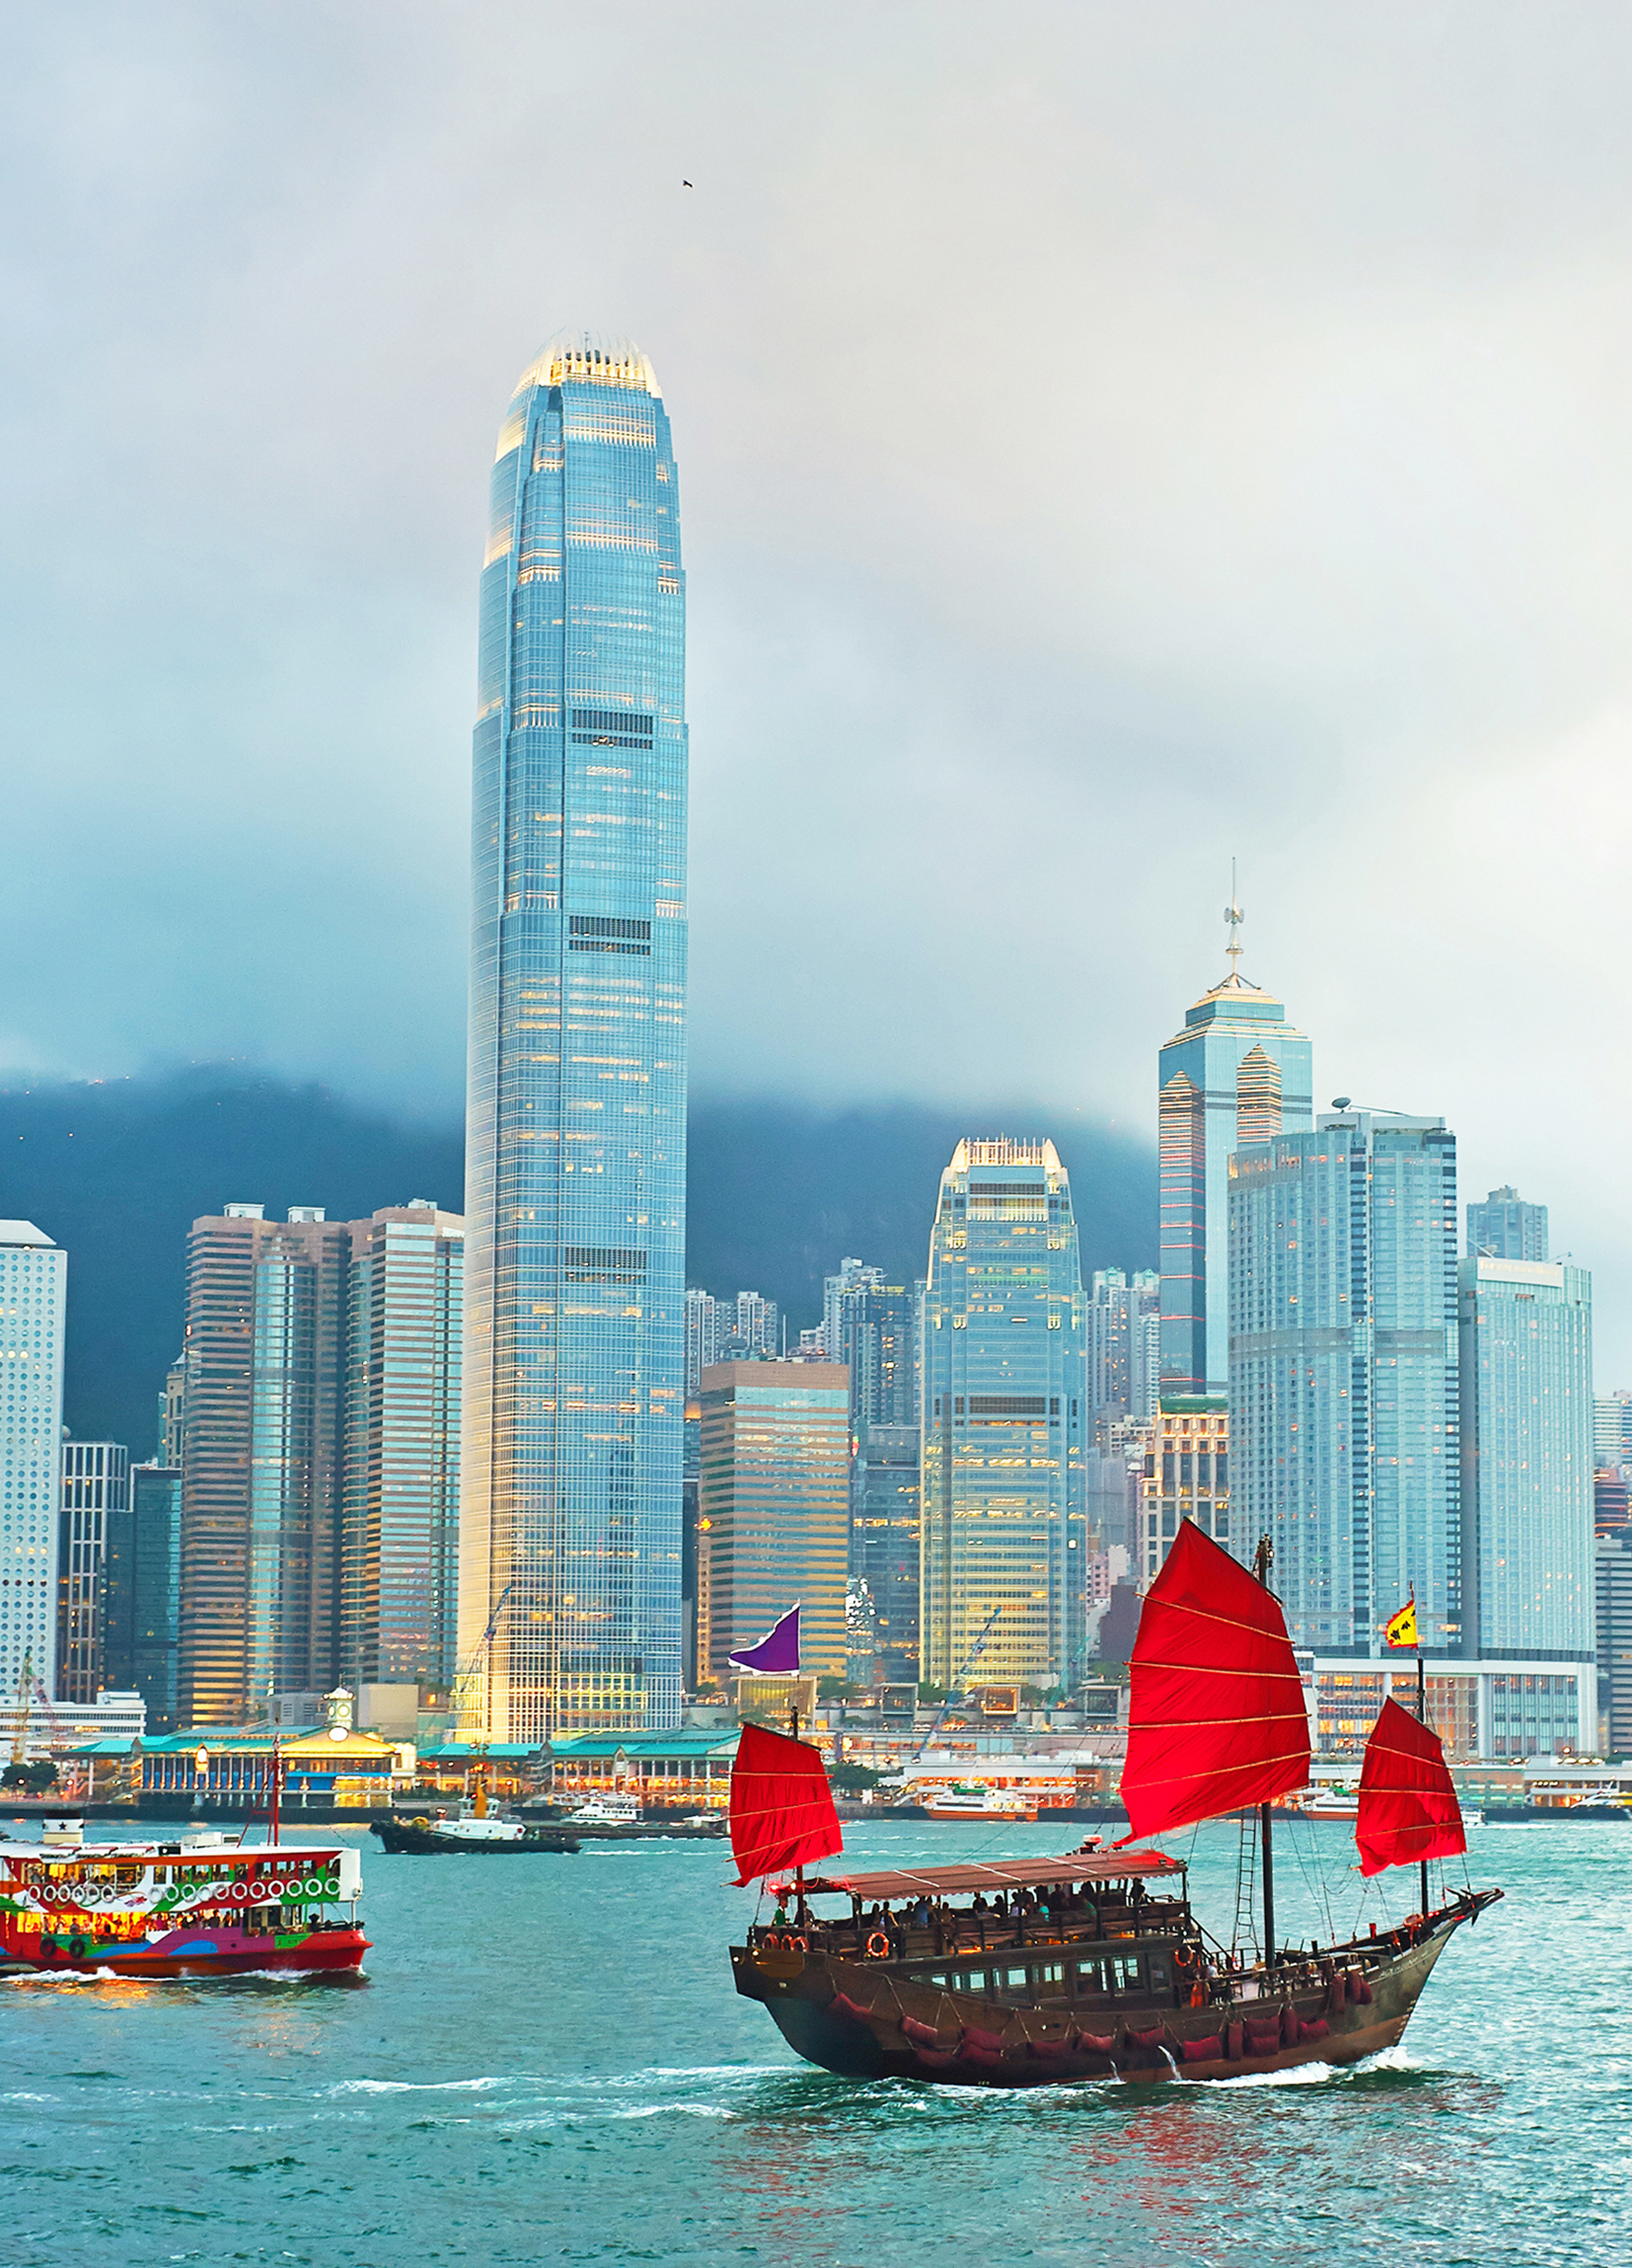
1;1814;1625;2268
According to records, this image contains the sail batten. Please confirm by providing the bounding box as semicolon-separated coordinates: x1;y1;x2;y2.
728;1721;843;1888
1117;1521;1311;1842
1355;1696;1466;1877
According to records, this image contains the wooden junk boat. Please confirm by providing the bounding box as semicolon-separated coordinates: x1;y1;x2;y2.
729;1523;1501;2085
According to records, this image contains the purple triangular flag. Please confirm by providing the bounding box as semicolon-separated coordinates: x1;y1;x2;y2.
729;1604;801;1675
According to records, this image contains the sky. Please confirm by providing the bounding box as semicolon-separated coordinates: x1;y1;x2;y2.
4;3;1632;1360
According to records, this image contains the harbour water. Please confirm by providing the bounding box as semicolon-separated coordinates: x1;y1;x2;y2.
2;1815;1627;2267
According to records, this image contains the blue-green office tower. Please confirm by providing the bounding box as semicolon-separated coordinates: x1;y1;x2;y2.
462;334;687;1743
1159;943;1313;1400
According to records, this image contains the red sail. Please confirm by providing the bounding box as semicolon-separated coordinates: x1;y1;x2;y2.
1355;1695;1466;1878
1118;1519;1311;1840
728;1721;843;1887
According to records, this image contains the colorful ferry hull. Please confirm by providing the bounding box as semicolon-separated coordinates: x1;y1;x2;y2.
0;1832;368;1978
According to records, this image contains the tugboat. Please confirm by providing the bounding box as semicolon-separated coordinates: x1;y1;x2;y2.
371;1786;581;1856
0;1812;368;1978
729;1522;1501;2085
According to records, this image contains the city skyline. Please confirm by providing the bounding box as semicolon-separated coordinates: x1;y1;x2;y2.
10;14;1632;1377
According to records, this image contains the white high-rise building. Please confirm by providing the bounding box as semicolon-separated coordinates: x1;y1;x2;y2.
1;1222;67;1701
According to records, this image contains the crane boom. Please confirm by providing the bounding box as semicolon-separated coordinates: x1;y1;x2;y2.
913;1605;1005;1762
451;1580;515;1736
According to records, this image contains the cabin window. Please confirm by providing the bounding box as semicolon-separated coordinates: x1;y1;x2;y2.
927;1972;947;1987
1111;1957;1141;1992
1076;1958;1105;1992
1004;1967;1028;1989
1148;1960;1169;1988
1036;1962;1065;1985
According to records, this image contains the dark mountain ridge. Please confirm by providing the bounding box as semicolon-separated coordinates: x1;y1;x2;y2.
0;1069;1156;1452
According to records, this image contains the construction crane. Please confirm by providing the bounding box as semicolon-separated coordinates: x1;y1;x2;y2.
912;1605;1006;1764
449;1582;515;1803
8;1650;67;1777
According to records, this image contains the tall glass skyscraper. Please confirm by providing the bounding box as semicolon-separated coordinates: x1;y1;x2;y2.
462;332;687;1742
1229;1113;1461;1655
1458;1255;1593;1659
1159;942;1312;1400
920;1140;1088;1691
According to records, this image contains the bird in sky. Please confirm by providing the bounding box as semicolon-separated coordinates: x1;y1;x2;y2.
682;179;693;187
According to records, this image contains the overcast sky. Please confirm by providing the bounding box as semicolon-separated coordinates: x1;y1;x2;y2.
5;4;1632;1361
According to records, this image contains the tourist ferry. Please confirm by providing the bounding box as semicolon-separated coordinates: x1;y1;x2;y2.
0;1815;368;1978
726;1523;1501;2086
922;1783;1037;1824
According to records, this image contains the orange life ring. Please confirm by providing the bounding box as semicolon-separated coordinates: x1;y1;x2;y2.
866;1930;891;1959
1173;1943;1197;1971
785;1934;808;1953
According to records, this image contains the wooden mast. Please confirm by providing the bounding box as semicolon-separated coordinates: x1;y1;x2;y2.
1416;1650;1430;1919
1254;1534;1277;1967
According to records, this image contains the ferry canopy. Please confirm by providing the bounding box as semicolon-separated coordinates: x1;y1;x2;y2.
775;1850;1184;1900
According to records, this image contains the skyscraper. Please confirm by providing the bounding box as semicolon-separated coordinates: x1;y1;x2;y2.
178;1206;349;1726
179;1198;462;1726
1229;1113;1460;1656
1159;914;1313;1399
698;1360;849;1681
339;1203;464;1694
104;1462;181;1732
1087;1267;1160;1434
0;1221;67;1701
57;1439;129;1705
1466;1185;1549;1262
823;1258;883;1362
462;332;687;1743
920;1140;1088;1690
683;1290;720;1395
1458;1255;1594;1659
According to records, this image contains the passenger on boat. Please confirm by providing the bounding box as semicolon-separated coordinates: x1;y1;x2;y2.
912;1897;931;1929
772;1899;791;1929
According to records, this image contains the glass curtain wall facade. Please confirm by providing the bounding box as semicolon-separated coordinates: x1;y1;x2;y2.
697;1362;849;1680
462;332;687;1743
1458;1256;1594;1659
104;1463;181;1732
1159;973;1312;1399
57;1439;129;1704
920;1140;1088;1691
1229;1114;1461;1656
341;1205;464;1695
1;1222;67;1700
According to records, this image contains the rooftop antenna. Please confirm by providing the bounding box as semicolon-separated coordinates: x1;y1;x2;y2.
1224;859;1244;979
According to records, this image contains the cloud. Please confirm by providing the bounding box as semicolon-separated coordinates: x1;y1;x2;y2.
2;2;1632;1354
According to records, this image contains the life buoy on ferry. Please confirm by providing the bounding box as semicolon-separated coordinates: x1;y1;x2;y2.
785;1934;808;1953
866;1931;891;1959
229;1882;250;1903
1173;1943;1198;1972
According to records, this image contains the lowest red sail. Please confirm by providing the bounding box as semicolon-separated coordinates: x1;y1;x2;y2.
1355;1695;1466;1878
728;1721;843;1888
1118;1519;1311;1840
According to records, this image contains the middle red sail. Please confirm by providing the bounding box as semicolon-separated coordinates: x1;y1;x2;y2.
728;1721;843;1888
1118;1519;1311;1840
1355;1695;1466;1878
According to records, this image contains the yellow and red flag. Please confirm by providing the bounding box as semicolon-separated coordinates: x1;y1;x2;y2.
1383;1597;1419;1650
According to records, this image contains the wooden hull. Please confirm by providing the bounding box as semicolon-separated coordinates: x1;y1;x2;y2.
731;1913;1471;2087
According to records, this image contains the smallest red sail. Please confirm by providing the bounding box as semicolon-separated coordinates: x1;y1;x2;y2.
1355;1695;1466;1879
728;1721;843;1888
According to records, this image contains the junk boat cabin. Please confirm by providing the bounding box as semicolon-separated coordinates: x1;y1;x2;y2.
731;1848;1497;2085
